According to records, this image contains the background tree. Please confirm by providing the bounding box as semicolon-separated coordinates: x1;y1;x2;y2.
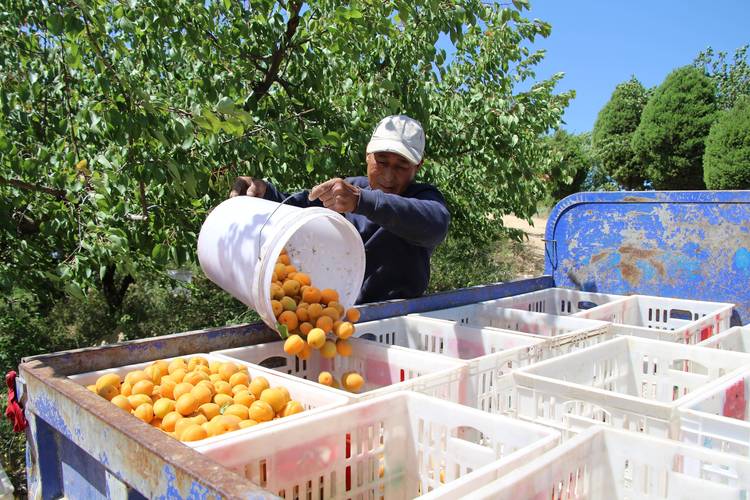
694;44;750;110
703;96;750;189
591;76;649;189
546;130;592;201
0;0;571;314
631;66;717;190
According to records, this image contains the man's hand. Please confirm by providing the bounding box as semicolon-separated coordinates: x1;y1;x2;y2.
229;176;267;198
309;178;360;213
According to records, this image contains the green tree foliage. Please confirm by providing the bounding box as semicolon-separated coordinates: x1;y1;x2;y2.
631;66;717;190
591;76;649;189
703;97;750;189
1;0;571;310
694;45;750;110
546;130;592;200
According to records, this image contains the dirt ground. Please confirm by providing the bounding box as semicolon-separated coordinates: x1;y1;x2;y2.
500;214;548;278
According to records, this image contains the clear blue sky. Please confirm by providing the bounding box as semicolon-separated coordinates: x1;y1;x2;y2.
520;1;750;133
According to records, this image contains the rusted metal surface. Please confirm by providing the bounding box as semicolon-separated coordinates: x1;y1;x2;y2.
546;191;750;324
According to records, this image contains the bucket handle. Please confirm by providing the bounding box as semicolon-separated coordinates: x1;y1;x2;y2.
257;194;299;261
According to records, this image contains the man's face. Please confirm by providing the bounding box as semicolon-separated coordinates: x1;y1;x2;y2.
366;152;421;195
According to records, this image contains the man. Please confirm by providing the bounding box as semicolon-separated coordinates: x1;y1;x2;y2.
230;115;450;304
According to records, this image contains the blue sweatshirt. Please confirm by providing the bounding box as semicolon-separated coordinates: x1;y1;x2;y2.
263;176;450;304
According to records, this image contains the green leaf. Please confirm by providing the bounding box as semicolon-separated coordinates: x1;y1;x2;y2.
65;282;85;300
276;323;289;340
47;14;64;35
183;170;197;197
217;97;235;114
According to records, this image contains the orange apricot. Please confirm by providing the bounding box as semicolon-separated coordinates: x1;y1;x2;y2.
346;308;361;323
302;287;322;304
320;288;339;305
284;334;305;356
315;315;334;333
278;310;299;331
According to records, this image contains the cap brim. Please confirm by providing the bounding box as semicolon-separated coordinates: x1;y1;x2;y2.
366;139;420;165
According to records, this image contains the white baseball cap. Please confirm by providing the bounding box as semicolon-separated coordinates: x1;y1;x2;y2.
366;115;425;165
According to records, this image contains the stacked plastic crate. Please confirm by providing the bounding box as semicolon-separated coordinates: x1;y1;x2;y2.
66;287;750;497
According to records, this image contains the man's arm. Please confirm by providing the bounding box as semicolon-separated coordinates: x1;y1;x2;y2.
230;176;322;209
262;181;321;208
355;188;450;248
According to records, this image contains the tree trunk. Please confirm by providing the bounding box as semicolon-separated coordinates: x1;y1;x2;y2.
101;265;134;311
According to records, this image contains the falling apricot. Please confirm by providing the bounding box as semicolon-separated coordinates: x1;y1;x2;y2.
299;322;313;336
318;372;334;386
346;308;361;323
315;315;333;334
297;343;312;360
336;339;352;357
320;288;339;305
282;279;301;297
302;287;322;304
342;372;364;393
335;322;354;340
320;340;337;359
307;328;326;349
284;334;305;355
296;307;310;322
329;301;345;317
278;310;299;331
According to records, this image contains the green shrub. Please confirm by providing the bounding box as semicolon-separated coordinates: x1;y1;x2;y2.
592;76;650;189
632;66;718;189
703;97;750;189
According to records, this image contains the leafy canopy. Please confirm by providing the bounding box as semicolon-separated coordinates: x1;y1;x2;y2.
545;130;591;201
0;0;571;305
694;44;750;110
703;96;750;189
591;76;649;189
631;66;717;190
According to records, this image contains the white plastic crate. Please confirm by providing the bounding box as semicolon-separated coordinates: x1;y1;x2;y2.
698;325;750;352
353;315;544;414
471;426;750;499
211;338;466;403
196;391;560;499
487;287;627;315
413;305;612;359
575;294;734;344
680;366;750;458
513;336;750;439
68;353;349;448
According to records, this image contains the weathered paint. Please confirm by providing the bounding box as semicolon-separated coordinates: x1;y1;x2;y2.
546;191;750;324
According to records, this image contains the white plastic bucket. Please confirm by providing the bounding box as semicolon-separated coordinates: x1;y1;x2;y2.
197;196;365;331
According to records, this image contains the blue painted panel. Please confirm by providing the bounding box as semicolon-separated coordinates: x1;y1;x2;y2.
34;417;63;500
545;191;750;324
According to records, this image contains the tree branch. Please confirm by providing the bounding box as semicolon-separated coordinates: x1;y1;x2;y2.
139;179;148;220
0;176;66;199
250;2;303;101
